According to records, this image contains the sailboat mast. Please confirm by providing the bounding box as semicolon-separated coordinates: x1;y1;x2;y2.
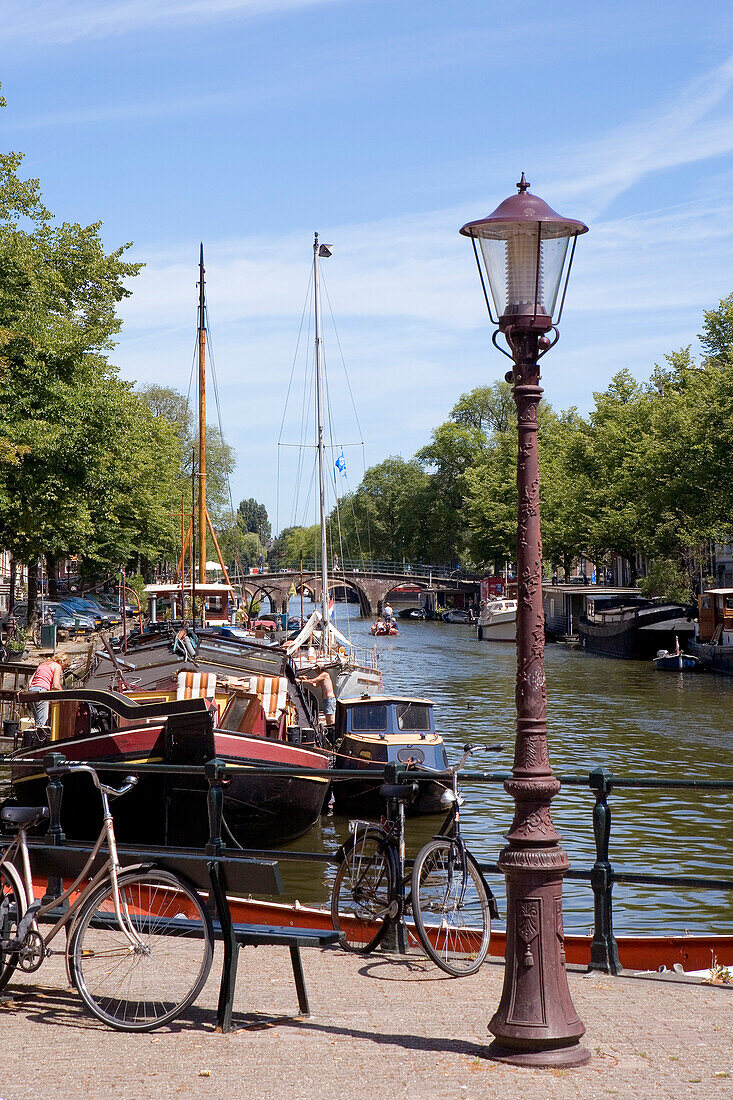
313;233;329;644
197;243;207;589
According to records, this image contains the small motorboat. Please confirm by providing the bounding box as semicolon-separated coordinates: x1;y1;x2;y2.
371;620;398;636
476;597;517;641
653;637;702;671
331;695;448;815
441;609;475;624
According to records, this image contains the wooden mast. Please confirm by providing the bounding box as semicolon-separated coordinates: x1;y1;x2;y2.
198;243;207;588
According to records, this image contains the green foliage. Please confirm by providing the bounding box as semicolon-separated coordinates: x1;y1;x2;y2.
332;457;431;562
270;525;321;568
137;384;238;538
124;573;148;603
639;559;693;604
237;498;271;542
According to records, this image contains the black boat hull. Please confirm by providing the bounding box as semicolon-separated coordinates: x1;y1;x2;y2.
10;722;330;848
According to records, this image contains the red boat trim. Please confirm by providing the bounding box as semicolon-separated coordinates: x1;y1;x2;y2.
25;876;731;971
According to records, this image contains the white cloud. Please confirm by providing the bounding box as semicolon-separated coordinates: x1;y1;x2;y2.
1;0;341;46
541;53;733;218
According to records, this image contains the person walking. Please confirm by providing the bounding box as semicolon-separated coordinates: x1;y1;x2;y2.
27;653;71;729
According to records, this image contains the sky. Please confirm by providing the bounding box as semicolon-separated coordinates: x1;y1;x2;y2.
4;0;733;534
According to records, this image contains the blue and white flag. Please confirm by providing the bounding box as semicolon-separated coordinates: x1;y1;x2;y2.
335;451;347;478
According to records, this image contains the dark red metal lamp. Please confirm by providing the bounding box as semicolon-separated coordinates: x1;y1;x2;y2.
460;177;591;1068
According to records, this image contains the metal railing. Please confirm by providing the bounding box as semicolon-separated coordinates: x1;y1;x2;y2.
274;559;481;580
2;752;731;975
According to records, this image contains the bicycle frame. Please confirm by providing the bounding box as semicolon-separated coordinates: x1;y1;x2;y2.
0;783;144;954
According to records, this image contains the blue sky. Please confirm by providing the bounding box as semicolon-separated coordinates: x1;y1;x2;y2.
4;1;733;533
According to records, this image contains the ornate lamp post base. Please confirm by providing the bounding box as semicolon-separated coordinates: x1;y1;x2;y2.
487;862;590;1068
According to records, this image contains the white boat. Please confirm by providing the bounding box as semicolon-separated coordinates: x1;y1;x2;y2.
476;597;517;641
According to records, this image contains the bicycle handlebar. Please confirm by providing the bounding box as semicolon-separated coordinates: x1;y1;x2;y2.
402;741;504;778
46;763;138;799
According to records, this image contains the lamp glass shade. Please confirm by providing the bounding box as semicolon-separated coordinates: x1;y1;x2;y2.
477;226;570;327
461;183;588;329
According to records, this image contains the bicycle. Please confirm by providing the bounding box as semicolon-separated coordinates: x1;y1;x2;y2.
0;763;214;1031
330;743;502;976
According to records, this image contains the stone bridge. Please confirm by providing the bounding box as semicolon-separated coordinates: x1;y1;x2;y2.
239;569;480;618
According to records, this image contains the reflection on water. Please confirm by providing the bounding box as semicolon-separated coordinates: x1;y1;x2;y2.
278;600;733;935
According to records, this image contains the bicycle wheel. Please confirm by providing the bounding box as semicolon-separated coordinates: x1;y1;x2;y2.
69;869;214;1032
0;864;26;991
331;829;397;953
411;840;491;976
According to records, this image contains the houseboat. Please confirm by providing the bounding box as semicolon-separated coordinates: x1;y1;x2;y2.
578;596;695;660
688;588;733;675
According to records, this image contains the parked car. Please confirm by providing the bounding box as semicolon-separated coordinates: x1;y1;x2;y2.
56;598;105;630
2;602;97;638
92;594;138;620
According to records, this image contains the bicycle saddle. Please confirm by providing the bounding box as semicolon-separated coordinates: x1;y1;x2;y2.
379;782;419;803
1;806;49;829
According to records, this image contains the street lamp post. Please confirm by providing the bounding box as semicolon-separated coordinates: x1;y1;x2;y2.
460;175;590;1068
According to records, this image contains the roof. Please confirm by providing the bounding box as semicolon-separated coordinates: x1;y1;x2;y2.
145;583;234;596
342;731;442;746
543;585;640;596
702;588;733;596
338;695;434;706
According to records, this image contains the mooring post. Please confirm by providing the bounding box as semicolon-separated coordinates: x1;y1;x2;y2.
588;767;622;974
205;757;226;857
41;751;67;906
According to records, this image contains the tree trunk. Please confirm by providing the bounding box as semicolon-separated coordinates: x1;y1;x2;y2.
562;553;571;581
8;557;16;615
26;560;39;629
46;553;58;599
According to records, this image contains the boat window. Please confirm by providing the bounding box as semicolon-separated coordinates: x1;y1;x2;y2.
396;703;430;731
351;705;387;732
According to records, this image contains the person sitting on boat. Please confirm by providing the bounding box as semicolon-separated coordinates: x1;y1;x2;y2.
27;653;71;729
300;669;336;728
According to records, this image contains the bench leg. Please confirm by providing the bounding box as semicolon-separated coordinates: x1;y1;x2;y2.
217;939;240;1033
289;945;310;1017
208;859;239;1034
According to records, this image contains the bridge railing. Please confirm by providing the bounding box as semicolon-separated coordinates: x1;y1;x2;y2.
275;559;481;580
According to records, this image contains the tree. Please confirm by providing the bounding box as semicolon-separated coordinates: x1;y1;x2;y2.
450;382;515;435
237;498;271;543
269;525;321;568
332;458;431;563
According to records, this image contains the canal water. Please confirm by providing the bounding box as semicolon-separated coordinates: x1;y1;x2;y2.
280;601;733;936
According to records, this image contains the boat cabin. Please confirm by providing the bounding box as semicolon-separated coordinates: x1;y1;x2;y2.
697;588;733;646
334;695;447;770
332;695;449;815
144;582;235;628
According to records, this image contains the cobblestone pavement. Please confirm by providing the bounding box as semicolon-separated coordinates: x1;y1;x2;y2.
0;947;730;1099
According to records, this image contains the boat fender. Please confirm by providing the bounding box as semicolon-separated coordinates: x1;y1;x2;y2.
477;626;483;640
